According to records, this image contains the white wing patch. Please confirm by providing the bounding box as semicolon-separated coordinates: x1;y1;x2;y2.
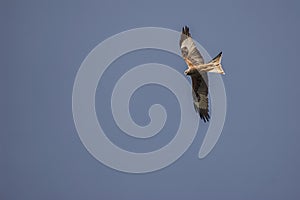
180;37;195;51
194;94;208;109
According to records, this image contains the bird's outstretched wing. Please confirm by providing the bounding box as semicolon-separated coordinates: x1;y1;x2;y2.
191;70;210;122
180;26;204;67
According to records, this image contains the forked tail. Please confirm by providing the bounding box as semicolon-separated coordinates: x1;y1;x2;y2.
208;52;225;74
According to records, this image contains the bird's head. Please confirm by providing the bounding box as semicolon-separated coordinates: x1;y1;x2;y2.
184;69;195;76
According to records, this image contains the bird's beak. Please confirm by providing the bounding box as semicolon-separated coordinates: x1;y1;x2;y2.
184;70;188;76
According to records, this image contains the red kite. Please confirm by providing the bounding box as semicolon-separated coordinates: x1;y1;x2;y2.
180;26;225;122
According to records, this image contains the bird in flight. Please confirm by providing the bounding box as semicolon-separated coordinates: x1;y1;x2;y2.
179;26;225;122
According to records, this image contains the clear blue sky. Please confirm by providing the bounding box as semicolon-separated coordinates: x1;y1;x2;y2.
2;0;300;199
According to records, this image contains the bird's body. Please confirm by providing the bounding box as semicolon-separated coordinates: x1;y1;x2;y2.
179;26;225;122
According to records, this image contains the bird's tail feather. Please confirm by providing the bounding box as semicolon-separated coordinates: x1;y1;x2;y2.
207;52;225;74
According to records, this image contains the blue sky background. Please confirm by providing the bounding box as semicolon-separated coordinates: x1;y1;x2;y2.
2;0;300;199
